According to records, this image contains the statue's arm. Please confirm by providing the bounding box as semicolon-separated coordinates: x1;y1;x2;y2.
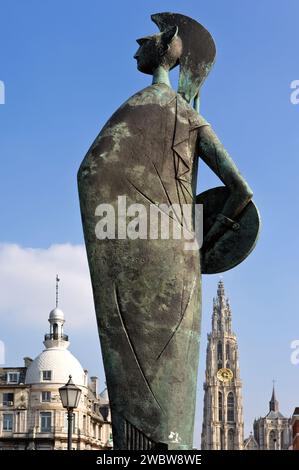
197;125;253;247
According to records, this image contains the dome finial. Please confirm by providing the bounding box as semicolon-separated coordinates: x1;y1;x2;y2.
56;274;60;308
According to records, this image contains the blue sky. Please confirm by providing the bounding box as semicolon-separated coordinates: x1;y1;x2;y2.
1;0;299;447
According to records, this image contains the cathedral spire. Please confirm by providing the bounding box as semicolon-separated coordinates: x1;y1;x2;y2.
213;280;232;334
201;281;244;450
269;382;279;412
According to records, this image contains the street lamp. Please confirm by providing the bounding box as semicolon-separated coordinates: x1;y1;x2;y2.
59;375;82;450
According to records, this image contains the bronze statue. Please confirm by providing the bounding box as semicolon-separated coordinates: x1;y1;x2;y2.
78;13;260;450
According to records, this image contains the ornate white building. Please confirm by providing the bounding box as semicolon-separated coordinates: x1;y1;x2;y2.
252;386;292;450
201;281;244;450
0;293;112;450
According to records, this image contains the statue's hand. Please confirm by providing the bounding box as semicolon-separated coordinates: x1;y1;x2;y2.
202;214;240;251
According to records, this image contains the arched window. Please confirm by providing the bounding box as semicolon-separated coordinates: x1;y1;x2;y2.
280;430;284;450
217;341;222;367
227;392;235;422
220;428;224;450
227;429;234;450
269;430;276;450
226;343;230;360
218;391;223;421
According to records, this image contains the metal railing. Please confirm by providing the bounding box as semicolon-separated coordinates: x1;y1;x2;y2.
44;333;69;341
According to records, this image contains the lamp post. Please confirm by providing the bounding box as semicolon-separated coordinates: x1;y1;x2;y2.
59;375;82;450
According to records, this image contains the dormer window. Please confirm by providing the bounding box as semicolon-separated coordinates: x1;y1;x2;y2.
7;372;19;384
42;370;52;381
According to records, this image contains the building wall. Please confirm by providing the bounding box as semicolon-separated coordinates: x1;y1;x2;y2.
291;410;299;450
254;417;292;450
0;366;112;450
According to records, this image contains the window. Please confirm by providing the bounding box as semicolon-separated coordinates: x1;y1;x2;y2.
40;412;52;432
227;392;235;422
53;323;58;339
226;343;231;368
7;372;19;384
226;343;230;361
227;429;234;450
220;428;224;450
269;430;276;450
41;391;51;402
217;341;222;367
3;393;14;406
3;414;13;431
281;430;284;450
64;412;75;433
42;370;52;381
218;391;223;421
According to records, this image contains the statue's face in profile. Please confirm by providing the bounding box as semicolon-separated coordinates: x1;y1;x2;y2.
134;35;161;75
134;27;182;75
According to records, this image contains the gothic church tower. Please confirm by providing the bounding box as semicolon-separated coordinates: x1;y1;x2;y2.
201;281;244;449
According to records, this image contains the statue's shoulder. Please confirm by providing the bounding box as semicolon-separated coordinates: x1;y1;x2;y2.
122;83;177;109
176;93;210;129
122;84;209;128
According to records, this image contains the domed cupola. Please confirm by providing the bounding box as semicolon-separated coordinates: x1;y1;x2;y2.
25;275;87;387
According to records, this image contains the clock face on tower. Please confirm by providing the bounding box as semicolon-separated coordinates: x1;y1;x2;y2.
217;367;233;382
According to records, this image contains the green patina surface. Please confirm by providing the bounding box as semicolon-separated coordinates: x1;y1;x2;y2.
77;12;259;451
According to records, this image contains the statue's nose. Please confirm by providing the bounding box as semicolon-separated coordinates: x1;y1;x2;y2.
134;45;142;60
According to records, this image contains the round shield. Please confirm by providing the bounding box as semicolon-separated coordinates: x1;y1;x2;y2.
196;186;260;274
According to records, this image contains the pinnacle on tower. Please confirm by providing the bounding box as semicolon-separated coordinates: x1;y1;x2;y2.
269;382;279;412
217;279;225;299
212;280;232;334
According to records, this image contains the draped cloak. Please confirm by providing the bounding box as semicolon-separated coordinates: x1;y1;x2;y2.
78;83;209;449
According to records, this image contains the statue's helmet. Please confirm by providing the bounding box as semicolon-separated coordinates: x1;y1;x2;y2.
151;12;216;103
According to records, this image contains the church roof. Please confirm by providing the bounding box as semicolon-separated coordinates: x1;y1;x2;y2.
266;384;286;418
244;433;259;449
269;385;279;412
265;410;286;420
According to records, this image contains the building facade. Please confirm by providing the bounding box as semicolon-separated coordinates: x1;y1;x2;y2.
291;408;299;450
0;303;112;450
253;387;292;450
201;281;244;450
